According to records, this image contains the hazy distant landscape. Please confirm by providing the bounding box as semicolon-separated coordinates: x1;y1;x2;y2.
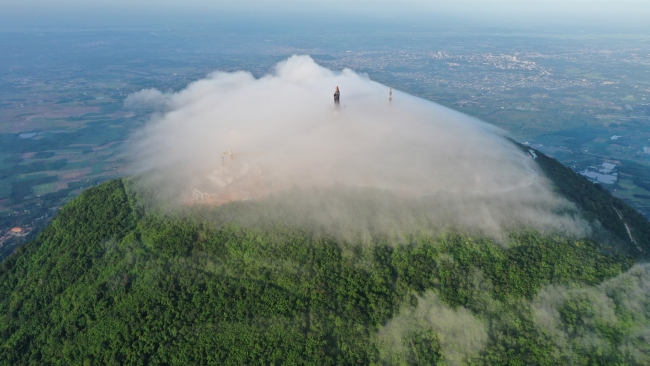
2;16;649;257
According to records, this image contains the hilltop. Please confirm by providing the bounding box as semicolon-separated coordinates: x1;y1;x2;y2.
0;148;649;365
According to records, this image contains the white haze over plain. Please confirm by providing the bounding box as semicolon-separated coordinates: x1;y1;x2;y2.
125;55;589;241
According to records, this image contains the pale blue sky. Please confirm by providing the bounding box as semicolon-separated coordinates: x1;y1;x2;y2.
1;0;648;27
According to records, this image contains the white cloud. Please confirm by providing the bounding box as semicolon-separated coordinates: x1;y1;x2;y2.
126;55;590;240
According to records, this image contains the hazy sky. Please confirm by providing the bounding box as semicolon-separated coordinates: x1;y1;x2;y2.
1;0;649;26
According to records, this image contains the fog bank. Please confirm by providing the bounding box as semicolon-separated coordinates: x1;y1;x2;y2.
126;55;589;241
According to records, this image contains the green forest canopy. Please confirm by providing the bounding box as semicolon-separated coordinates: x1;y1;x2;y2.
0;147;649;365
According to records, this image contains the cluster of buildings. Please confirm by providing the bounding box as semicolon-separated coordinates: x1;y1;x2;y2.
0;226;30;248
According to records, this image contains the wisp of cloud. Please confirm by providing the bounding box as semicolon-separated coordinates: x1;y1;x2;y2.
125;55;589;241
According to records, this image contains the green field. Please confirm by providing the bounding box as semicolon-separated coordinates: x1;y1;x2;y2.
33;182;57;195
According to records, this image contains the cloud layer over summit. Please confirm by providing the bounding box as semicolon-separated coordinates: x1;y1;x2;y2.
125;55;588;239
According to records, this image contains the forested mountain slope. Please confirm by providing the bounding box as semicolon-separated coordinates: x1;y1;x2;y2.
528;145;650;256
0;151;649;365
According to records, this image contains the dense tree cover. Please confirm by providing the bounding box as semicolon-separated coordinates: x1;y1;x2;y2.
1;177;647;365
524;145;650;256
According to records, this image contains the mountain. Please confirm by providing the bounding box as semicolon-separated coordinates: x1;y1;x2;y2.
0;149;649;365
527;145;650;253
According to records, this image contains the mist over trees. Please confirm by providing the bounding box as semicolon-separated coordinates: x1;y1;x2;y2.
1;153;648;364
1;57;649;365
